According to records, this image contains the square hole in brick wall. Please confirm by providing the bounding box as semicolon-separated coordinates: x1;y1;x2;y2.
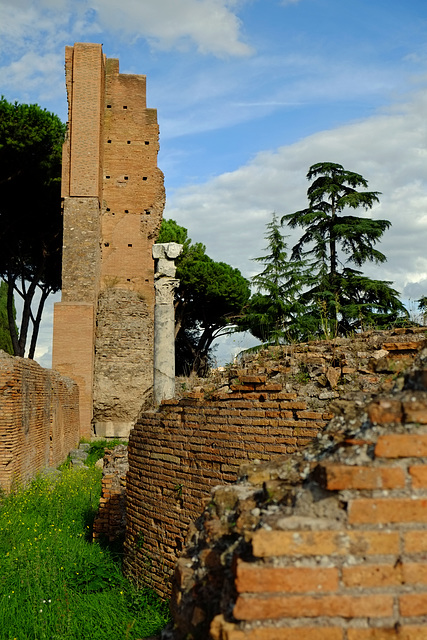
128;244;132;247
107;140;112;143
145;141;149;145
106;176;110;179
106;208;110;211
142;177;147;181
124;209;129;213
104;242;109;247
127;141;131;144
123;105;127;109
124;176;128;180
107;105;111;108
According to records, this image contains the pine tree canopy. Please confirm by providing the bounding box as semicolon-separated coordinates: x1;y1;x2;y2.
279;162;407;336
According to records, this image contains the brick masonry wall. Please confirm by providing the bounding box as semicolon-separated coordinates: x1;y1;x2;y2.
124;376;334;598
93;444;128;542
0;352;80;492
53;43;165;437
163;348;427;640
124;328;427;600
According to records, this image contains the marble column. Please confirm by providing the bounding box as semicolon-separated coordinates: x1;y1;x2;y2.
152;242;183;406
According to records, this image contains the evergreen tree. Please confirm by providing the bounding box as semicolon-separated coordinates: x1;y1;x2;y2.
239;214;311;343
0;97;65;357
281;162;406;335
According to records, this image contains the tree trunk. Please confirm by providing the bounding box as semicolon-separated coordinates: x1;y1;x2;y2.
28;284;51;360
6;275;19;356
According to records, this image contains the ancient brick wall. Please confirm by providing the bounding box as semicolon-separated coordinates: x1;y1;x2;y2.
124;328;427;600
0;352;80;492
165;349;427;640
124;376;333;597
93;444;128;542
52;43;164;438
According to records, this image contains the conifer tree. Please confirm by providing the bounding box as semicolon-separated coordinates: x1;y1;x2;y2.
240;214;312;343
281;162;406;334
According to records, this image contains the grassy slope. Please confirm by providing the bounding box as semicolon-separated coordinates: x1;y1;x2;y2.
0;466;169;640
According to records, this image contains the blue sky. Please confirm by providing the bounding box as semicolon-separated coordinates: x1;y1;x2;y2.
1;0;427;364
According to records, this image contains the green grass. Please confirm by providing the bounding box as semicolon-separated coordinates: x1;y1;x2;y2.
0;467;169;640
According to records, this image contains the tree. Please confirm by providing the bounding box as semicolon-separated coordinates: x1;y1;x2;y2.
0;97;65;358
239;214;311;343
0;281;16;355
157;219;251;375
281;162;406;335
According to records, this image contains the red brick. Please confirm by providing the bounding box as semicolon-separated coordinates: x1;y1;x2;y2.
342;563;402;588
409;465;427;487
400;593;427;616
403;399;427;424
320;463;405;490
235;560;338;593
251;530;399;557
240;375;267;384
296;411;325;419
375;434;427;458
347;628;427;639
225;627;343;640
233;594;393;620
404;530;427;553
402;563;427;585
367;399;403;424
349;498;427;524
280;401;307;410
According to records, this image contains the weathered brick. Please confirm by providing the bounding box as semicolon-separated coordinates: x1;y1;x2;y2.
347;627;427;639
251;530;399;557
342;563;402;588
404;530;427;553
349;498;427;524
399;593;427;616
367;399;403;424
375;434;427;458
409;465;427;487
319;463;405;490
403;399;427;424
224;627;343;640
296;410;325;419
235;560;339;593
233;594;393;620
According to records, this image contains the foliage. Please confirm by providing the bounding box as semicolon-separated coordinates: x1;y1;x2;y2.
418;296;427;324
281;162;407;335
0;467;169;639
157;219;251;375
0;96;66;358
85;439;128;467
0;281;16;355
239;214;309;344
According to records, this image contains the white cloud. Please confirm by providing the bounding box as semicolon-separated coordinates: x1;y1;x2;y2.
90;0;253;56
165;87;427;296
0;0;252;59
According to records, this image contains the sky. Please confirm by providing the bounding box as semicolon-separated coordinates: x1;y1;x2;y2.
1;0;427;365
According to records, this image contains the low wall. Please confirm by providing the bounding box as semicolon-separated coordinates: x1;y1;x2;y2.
166;350;427;639
0;351;80;491
124;374;338;597
124;328;427;598
93;444;128;542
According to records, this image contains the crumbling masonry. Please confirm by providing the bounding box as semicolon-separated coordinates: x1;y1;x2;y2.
52;43;165;438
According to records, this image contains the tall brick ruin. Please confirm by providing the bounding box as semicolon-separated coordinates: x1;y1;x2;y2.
52;43;164;438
